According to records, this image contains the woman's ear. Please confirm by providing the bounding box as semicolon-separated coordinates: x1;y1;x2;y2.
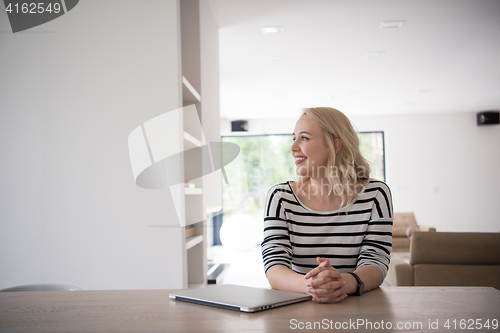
335;138;342;154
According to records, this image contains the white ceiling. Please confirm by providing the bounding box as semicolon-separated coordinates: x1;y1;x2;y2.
206;0;500;120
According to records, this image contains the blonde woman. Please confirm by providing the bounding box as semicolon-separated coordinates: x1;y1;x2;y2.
261;107;393;303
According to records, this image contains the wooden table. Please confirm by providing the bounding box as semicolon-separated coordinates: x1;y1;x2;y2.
1;287;499;332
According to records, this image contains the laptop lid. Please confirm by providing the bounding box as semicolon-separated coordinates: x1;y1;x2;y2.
169;284;311;312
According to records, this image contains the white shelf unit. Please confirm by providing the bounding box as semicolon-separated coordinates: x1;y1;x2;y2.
180;74;206;289
167;0;217;290
184;130;203;150
185;187;202;195
186;235;204;250
182;76;201;105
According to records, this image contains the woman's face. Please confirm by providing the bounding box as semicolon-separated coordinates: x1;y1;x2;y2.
291;114;331;178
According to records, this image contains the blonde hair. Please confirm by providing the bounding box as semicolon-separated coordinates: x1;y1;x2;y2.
299;107;371;207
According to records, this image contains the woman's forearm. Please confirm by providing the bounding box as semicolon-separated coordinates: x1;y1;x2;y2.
266;265;310;294
342;265;383;294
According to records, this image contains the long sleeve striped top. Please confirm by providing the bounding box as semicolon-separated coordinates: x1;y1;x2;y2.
261;179;393;279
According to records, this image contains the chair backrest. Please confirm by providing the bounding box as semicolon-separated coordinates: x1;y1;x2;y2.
410;231;500;266
408;231;500;289
0;284;82;292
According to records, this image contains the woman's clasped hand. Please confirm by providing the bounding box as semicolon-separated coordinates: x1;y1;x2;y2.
304;257;348;303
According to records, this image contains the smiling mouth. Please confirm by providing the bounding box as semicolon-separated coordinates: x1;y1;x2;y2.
295;157;307;165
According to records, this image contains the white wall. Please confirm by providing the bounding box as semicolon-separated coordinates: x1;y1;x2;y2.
352;112;500;233
0;0;186;290
200;0;221;211
222;111;500;233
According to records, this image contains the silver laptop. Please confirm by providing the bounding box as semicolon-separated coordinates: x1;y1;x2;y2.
169;284;311;312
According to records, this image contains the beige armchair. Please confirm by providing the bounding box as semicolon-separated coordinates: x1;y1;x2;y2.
396;231;500;290
392;212;435;252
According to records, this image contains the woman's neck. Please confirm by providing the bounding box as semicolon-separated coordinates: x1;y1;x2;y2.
293;179;340;211
293;177;367;211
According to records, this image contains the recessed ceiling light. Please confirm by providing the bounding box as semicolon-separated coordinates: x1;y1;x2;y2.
380;20;406;29
365;52;386;58
262;26;285;34
268;55;286;62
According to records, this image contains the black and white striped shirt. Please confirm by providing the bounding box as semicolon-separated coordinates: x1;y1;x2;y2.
261;179;393;279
